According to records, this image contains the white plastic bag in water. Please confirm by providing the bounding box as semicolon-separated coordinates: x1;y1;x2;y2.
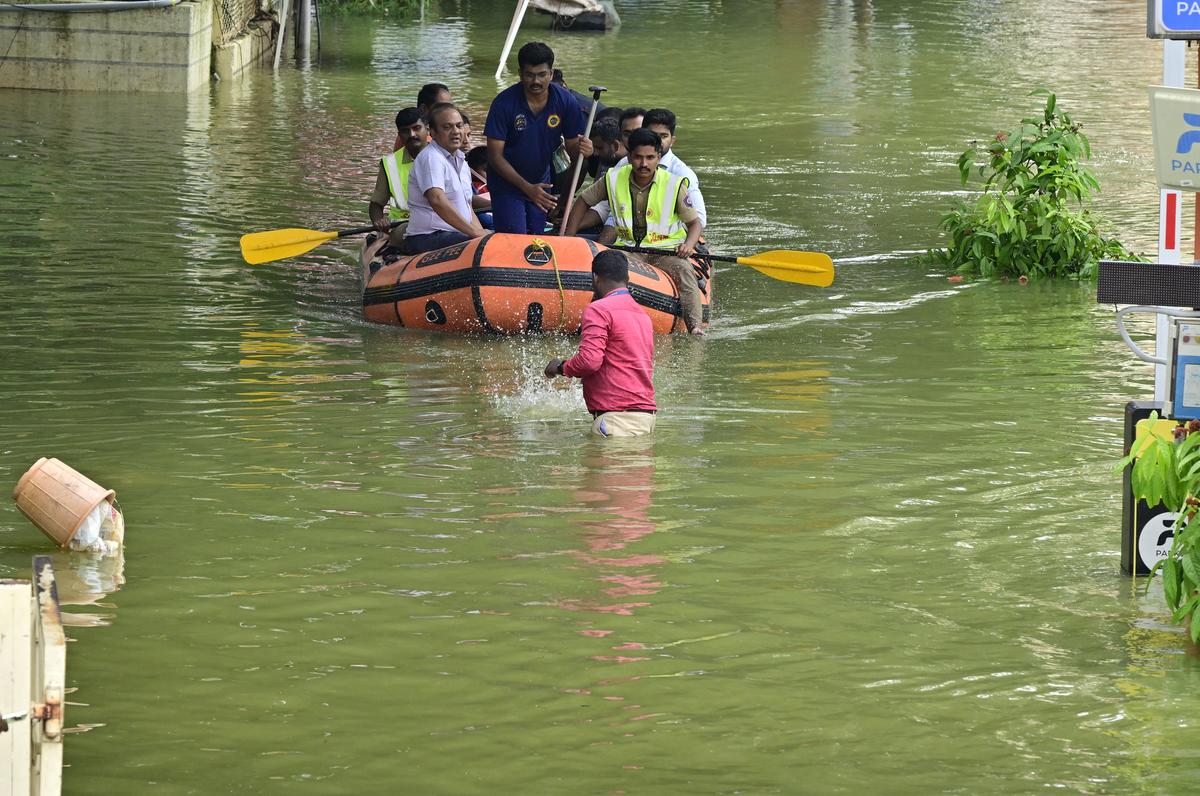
68;501;124;555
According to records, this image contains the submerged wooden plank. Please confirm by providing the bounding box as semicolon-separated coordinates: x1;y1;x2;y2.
32;556;65;796
0;577;33;796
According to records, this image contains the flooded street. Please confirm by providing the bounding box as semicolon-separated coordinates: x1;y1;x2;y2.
0;1;1194;792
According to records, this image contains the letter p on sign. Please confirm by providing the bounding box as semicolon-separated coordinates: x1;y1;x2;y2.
1155;0;1200;37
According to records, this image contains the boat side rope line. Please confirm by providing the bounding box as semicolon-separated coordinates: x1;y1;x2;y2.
530;237;566;330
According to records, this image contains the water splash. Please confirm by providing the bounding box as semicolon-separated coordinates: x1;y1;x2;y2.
488;338;585;421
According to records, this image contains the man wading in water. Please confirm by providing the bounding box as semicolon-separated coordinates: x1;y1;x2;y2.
545;251;657;438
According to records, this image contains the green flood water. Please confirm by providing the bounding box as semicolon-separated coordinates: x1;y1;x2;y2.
1;0;1197;792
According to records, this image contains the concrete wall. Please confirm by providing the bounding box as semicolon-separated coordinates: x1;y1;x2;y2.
212;17;273;81
0;0;213;93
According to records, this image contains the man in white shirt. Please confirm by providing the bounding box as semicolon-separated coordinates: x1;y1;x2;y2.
630;108;706;226
405;103;488;254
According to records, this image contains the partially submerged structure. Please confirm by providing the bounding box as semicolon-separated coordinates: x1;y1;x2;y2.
0;0;276;93
0;557;65;796
529;0;619;31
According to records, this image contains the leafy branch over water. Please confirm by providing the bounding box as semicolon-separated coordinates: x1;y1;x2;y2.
1119;416;1200;642
926;90;1138;280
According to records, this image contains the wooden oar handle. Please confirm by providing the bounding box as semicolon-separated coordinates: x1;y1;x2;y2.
558;86;608;236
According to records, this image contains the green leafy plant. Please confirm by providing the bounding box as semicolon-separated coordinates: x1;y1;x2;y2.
926;90;1138;280
1118;414;1200;641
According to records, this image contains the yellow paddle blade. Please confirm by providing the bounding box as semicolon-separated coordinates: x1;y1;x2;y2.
736;250;836;287
239;228;339;265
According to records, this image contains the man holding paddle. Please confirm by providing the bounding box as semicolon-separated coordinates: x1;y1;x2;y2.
369;107;428;250
485;42;591;235
565;128;706;335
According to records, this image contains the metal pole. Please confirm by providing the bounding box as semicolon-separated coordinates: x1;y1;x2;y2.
495;0;530;79
1158;38;1188;401
0;0;177;11
297;0;311;63
273;0;289;69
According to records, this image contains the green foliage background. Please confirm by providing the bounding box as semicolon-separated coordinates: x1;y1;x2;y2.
927;91;1138;280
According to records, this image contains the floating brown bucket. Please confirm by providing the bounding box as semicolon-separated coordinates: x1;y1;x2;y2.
12;458;116;549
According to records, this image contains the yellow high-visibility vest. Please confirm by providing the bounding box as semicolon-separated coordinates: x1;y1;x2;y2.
605;165;687;249
382;152;415;221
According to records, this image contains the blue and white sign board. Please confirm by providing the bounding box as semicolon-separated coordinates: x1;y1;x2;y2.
1149;85;1200;190
1150;0;1200;38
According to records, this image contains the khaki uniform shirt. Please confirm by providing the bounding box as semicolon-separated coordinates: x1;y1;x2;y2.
580;170;698;244
370;163;392;208
370;150;417;246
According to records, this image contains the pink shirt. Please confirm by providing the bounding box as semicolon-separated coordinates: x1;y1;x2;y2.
563;289;656;413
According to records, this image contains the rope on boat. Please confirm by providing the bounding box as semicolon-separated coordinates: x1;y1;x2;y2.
530;238;566;330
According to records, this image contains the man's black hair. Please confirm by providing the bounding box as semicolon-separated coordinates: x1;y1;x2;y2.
619;107;647;126
517;41;555;70
643;108;677;134
466;145;488;170
460;111;471;127
417;82;449;110
427;102;460;130
596;106;623;123
552;68;565;84
626;127;662;154
394;107;422;131
592;250;629;284
590;117;621;144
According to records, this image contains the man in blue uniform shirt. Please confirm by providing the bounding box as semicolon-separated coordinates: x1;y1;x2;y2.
485;41;591;234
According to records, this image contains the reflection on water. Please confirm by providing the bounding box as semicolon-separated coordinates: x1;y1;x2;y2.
54;549;125;628
563;442;661;633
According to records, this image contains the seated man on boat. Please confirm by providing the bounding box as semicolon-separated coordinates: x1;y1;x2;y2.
387;84;451;152
459;111;472;153
556;117;625;234
618;107;645;149
587;117;625;181
417;82;452;121
564;128;705;335
639;108;706;227
585;107;707;234
544;250;657;438
369;106;428;249
574;106;646;232
485;41;592;234
596;105;624;124
585;108;625;176
404;103;489;254
466;145;493;229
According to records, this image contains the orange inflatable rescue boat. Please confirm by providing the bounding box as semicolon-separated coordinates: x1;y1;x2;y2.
360;232;711;334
